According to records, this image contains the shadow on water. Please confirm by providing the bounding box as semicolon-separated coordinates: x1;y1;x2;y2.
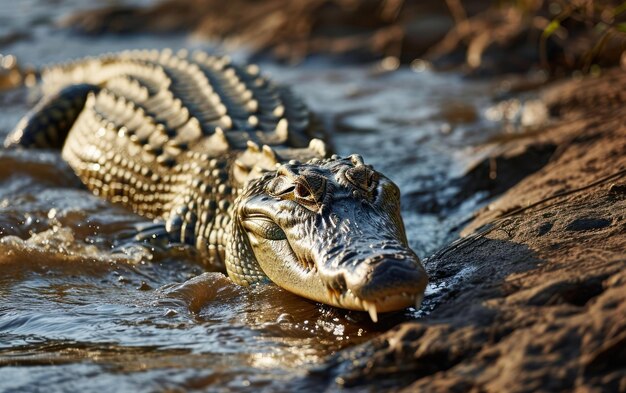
419;237;543;320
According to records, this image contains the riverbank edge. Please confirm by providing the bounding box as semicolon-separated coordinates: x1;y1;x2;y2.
309;68;626;391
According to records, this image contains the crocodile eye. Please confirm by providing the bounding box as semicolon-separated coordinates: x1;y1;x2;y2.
295;182;311;198
267;172;326;210
346;165;378;192
293;174;326;211
267;176;295;197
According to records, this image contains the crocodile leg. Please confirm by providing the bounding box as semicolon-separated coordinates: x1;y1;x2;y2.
132;220;173;244
4;84;100;149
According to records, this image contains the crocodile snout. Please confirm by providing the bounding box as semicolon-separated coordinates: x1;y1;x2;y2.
347;252;427;300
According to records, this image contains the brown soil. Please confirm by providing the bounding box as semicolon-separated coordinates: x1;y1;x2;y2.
306;69;626;391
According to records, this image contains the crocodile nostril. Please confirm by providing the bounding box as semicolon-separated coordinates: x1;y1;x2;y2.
346;253;427;300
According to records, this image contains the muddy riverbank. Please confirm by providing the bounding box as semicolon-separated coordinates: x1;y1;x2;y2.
311;68;626;392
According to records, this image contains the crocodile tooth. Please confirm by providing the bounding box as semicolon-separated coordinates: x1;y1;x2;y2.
363;300;378;323
330;290;338;304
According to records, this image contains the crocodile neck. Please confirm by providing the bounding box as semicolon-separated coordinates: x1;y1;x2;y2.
162;146;325;271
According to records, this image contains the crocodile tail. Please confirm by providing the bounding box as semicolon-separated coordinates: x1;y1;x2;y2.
4;83;100;149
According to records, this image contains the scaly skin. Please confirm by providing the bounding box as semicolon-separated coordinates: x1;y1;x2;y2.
5;49;428;320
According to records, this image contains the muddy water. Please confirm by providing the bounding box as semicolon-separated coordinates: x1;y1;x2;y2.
0;1;502;391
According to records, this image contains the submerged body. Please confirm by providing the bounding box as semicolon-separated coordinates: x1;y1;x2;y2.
5;49;427;320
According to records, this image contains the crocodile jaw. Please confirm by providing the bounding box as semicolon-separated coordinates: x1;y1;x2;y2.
242;229;427;321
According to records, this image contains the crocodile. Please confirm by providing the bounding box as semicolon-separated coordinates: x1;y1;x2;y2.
4;49;428;321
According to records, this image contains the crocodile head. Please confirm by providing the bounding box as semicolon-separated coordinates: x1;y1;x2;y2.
226;154;427;321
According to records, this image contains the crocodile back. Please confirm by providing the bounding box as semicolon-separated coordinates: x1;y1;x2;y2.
46;49;317;219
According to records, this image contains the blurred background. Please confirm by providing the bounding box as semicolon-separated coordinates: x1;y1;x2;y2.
4;0;626;84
